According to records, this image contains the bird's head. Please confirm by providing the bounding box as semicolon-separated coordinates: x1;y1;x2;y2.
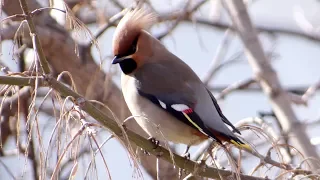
111;8;157;75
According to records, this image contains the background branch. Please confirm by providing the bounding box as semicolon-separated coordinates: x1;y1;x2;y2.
224;0;320;169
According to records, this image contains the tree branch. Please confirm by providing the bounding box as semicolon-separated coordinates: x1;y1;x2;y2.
0;75;266;179
18;0;51;74
45;76;266;180
224;0;319;170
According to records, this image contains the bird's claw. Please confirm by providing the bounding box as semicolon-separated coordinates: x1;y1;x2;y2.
141;137;160;156
178;152;190;179
118;123;128;138
182;152;190;160
121;123;127;130
148;137;160;149
142;149;150;155
182;145;190;158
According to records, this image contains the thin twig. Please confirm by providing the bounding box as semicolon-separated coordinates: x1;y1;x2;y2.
0;159;16;179
43;74;265;179
216;78;256;99
0;75;306;179
156;158;160;180
18;0;51;74
84;134;114;179
155;0;205;40
202;29;234;84
30;7;66;16
302;79;320;103
88;129;112;180
0;14;26;23
50;121;96;179
88;9;128;47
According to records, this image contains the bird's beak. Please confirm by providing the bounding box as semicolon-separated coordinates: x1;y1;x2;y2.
112;56;122;64
112;55;133;64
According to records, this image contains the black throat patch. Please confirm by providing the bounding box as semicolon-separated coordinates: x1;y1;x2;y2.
119;58;137;74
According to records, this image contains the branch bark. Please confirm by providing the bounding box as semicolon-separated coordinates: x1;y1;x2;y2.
0;75;266;180
224;0;319;170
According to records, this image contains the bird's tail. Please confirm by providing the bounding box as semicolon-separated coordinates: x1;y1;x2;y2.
229;139;252;152
208;128;252;151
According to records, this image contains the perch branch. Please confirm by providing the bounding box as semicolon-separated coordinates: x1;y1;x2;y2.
0;75;265;179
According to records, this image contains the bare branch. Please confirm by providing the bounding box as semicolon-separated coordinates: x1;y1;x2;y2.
0;159;16;179
18;0;51;74
302;79;320;103
202;29;234;84
155;0;207;40
224;0;320;170
216;78;256;100
0;86;31;117
0;74;266;179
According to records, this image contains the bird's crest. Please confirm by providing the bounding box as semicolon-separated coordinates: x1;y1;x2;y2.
112;8;157;56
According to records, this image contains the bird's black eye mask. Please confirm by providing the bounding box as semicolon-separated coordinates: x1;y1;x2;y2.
112;35;139;74
119;58;137;74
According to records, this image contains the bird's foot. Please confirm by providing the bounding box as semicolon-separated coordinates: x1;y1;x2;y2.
182;145;190;159
182;152;190;160
148;137;160;149
142;149;150;155
118;123;128;138
142;137;160;156
121;123;127;131
179;147;191;179
120;118;134;132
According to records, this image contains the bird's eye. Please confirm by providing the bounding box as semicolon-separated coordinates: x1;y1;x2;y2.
131;36;139;54
131;44;136;54
125;43;136;56
128;36;139;55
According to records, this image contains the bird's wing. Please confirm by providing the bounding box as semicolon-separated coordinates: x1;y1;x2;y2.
135;62;230;143
137;89;220;142
135;62;251;149
205;88;241;134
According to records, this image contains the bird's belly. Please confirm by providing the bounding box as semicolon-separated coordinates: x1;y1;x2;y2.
122;82;204;145
132;99;204;145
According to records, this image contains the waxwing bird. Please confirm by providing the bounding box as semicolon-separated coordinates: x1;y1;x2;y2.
111;8;251;151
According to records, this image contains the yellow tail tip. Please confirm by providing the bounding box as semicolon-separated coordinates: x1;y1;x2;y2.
230;140;253;151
